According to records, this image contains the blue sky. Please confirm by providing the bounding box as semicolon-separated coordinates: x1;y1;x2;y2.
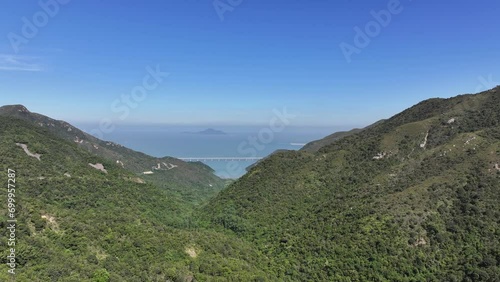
0;0;499;129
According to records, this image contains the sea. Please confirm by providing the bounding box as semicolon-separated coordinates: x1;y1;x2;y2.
75;124;343;178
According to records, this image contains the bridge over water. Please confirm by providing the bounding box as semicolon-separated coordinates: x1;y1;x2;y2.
179;157;263;162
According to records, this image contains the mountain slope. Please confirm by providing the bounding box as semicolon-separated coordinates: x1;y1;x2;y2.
300;120;384;153
300;128;363;153
0;105;225;204
203;87;500;281
0;115;272;281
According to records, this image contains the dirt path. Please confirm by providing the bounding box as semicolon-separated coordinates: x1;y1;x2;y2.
16;143;41;160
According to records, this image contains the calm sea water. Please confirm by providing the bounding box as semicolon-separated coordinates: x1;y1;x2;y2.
76;124;338;178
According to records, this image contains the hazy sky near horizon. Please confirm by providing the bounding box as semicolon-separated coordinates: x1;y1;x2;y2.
0;0;499;128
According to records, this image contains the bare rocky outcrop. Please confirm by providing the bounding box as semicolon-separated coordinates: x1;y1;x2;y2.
89;163;108;174
41;214;60;232
414;237;427;246
420;132;429;149
152;162;178;171
373;152;387;160
16;143;42;160
185;247;198;258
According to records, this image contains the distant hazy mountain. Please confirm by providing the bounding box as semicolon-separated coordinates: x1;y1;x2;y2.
204;86;500;281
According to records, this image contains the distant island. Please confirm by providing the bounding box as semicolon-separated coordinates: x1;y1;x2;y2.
183;128;227;135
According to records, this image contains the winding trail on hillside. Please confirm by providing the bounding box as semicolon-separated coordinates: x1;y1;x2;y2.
16;143;41;160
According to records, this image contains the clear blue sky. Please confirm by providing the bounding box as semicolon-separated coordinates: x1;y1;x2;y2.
0;0;499;128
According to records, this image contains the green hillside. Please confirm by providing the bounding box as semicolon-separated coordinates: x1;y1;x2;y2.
203;87;500;281
0;116;271;281
1;87;499;281
300;120;384;153
0;105;226;205
299;128;362;153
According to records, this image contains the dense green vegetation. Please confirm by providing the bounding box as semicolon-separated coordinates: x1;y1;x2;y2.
0;105;226;206
203;87;500;281
0;116;271;281
0;87;498;281
300;128;364;153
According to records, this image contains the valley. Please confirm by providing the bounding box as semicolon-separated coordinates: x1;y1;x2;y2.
0;87;498;280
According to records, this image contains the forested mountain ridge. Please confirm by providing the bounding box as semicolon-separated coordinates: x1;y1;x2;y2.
204;87;500;281
0;105;226;204
0;86;498;281
0;115;272;281
299;128;363;153
300;119;385;153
